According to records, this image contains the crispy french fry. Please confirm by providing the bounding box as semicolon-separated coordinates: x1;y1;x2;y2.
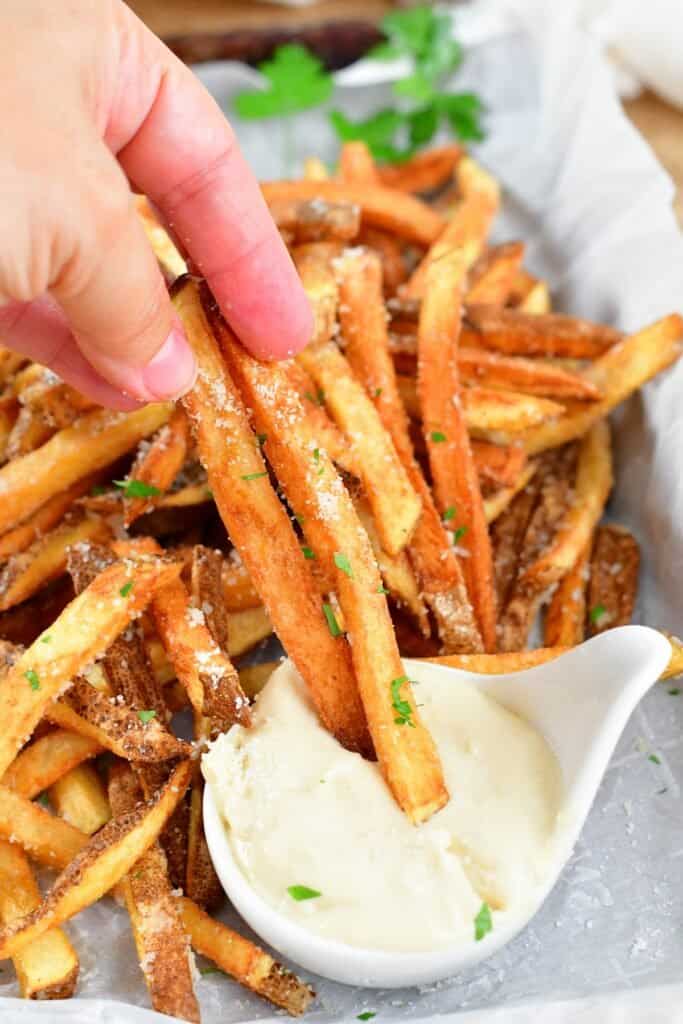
135;195;187;281
1;729;101;798
0;404;172;534
466;241;525;306
417;241;497;650
292;242;340;346
471;440;527;491
6;406;54;460
283;359;360;477
173;276;371;757
49;763;111;835
0;394;19;464
483;460;538;524
0;785;87;869
0;474;103;562
271;197;361;244
521;315;683;454
0;348;27;386
339;141;380;185
508;268;551;313
544;541;591;647
377;144;462;194
426;648;568;672
297;339;422;557
662;634;683;680
191;545;230;652
108;762;199;1024
457;348;602;401
587;524;640;635
215;310;447;824
491;463;546;610
404;156;499;300
19;373;94;430
155;482;213;510
462;305;622;358
0;759;192;960
222;555;261;612
302;155;329;181
0;840;79;1000
180;897;315;1016
262;180;444;246
124;406;190;525
334;245;481;653
0;553;182;778
357;226;408;295
0;511;111;612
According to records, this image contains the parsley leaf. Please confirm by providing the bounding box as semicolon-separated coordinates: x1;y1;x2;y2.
24;669;40;691
40;634;52;644
287;884;321;901
114;479;161;499
443;506;456;522
323;603;342;637
304;388;326;406
377;584;390;595
669;688;681;696
590;604;607;624
358;1014;377;1021
474;901;492;941
235;44;333;120
391;675;415;728
649;753;661;765
452;525;468;543
334;552;354;579
37;792;50;809
120;581;134;598
241;472;268;481
430;430;447;443
302;546;316;560
138;710;157;725
256;433;267;447
199;966;225;977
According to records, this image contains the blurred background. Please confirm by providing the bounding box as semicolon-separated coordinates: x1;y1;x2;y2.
127;0;683;221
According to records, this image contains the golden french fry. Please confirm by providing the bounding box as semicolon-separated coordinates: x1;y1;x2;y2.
357;226;408;296
463;305;622;358
377;144;462;194
222;556;261;612
483;460;538;525
135;195;187;281
302;155;329;181
6;406;54;460
0;759;192;961
587;524;640;635
544;541;591;647
0;840;79;1000
124;406;190;525
173;276;370;758
339;141;380;185
292;243;340;347
191;545;230;652
457;347;602;401
426;648;568;672
49;763;111;835
0;474;103;562
466;241;525;306
508;268;551;313
1;728;101;799
471;440;528;491
0;785;87;869
270;197;361;244
180;897;315;1016
0;404;172;534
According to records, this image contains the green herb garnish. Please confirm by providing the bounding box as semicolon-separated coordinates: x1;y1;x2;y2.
669;688;680;696
391;675;415;728
358;1014;377;1021
374;388;383;399
648;754;661;765
334;552;354;579
590;604;607;625
302;546;316;560
256;433;268;447
37;792;50;809
199;966;225;977
287;884;321;902
120;581;134;598
114;479;161;499
377;584;390;595
474;901;492;941
24;669;40;691
452;525;467;543
137;709;157;725
304;388;326;407
235;44;333;119
40;634;52;644
443;506;456;521
241;471;268;481
323;603;342;637
430;430;447;443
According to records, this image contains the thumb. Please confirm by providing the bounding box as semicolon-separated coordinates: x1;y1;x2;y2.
51;146;196;403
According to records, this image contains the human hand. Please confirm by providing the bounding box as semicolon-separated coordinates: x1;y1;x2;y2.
0;0;312;410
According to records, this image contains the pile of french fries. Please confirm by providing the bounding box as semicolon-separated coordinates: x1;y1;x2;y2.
0;140;682;1020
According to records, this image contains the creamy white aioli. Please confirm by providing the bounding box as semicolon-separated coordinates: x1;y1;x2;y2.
203;659;564;953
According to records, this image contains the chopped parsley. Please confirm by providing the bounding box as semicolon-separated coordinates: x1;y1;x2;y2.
312;447;324;476
36;792;50;809
443;506;456;522
669;688;680;696
120;581;134;598
199;966;225;977
40;634;52;644
114;479;161;499
241;471;268;481
287;884;321;901
334;552;354;579
430;430;447;443
358;1014;377;1021
24;669;40;691
137;709;157;725
391;675;415;728
322;603;342;637
256;433;268;447
374;388;383;399
648;754;661;765
302;546;316;560
377;584;390;595
235;44;333;119
590;604;607;625
304;388;326;406
452;525;468;543
294;512;305;525
474;901;492;941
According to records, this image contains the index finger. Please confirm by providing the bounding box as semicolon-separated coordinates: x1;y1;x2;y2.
109;6;312;360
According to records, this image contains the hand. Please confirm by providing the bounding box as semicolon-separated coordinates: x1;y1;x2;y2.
0;0;312;410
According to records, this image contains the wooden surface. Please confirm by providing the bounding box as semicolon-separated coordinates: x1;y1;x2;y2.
129;2;683;221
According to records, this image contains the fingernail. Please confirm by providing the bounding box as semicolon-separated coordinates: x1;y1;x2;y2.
141;320;197;400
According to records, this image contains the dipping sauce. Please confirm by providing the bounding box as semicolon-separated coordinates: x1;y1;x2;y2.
203;659;563;953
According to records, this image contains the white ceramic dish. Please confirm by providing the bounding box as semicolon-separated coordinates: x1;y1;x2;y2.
204;626;672;988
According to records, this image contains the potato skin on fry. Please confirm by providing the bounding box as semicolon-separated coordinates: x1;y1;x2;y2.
587;525;640;635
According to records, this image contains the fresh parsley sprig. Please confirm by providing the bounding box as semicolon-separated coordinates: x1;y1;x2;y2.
235;44;333;119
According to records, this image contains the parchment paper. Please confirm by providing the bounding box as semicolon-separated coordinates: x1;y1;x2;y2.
3;2;683;1020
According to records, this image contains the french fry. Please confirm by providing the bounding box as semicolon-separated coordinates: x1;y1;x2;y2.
491;463;545;611
417;241;497;650
135;195;187;281
173;276;371;757
483;460;538;524
357;226;408;295
404;156;499;300
462;305;623;358
457;348;602;401
333;245;481;652
508;268;551;313
1;729;101;798
466;241;525;306
49;763;111;835
18;373;94;430
377;144;462;194
302;155;329;181
587;524;640;635
0;394;19;464
544;541;591;647
0;511;111;612
0;840;79;1000
222;555;261;612
0;759;192;960
215;309;447;824
522;316;683;454
0;348;28;386
262;180;444;246
0;785;87;869
5;407;54;460
471;440;527;491
0;474;103;562
297;339;422;557
0;404;172;534
339;141;380;185
662;634;683;680
292;242;340;346
283;359;360;477
271;197;361;245
191;545;230;653
123;406;190;525
426;648;568;672
180;897;315;1016
108;762;200;1024
0;552;182;778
